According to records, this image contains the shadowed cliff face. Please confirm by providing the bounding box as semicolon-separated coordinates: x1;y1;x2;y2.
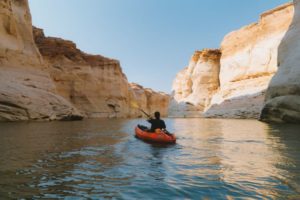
261;0;300;123
0;0;82;121
170;3;294;119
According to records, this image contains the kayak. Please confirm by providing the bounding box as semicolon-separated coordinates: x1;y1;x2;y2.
135;125;176;144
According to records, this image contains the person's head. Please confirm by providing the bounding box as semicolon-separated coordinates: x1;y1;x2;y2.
154;111;160;119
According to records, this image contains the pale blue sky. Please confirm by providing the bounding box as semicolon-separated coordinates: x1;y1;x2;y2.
29;0;290;93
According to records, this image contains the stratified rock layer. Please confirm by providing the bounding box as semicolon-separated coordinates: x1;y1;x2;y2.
33;27;131;118
0;0;82;121
33;28;170;118
260;0;300;123
169;3;294;119
169;49;221;117
205;3;294;119
0;0;169;121
130;83;170;117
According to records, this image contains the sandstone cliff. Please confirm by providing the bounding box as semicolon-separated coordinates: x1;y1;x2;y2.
33;28;170;118
130;83;170;117
261;0;300;123
205;3;294;119
0;0;169;121
170;3;294;119
0;0;82;121
169;49;221;117
33;27;132;118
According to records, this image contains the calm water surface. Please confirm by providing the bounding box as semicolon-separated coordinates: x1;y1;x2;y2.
0;118;300;199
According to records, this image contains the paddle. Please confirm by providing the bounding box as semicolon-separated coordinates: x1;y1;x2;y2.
130;101;152;118
130;102;173;136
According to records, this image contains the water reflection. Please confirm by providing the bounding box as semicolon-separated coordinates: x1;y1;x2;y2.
218;120;289;198
267;123;300;195
0;118;299;199
0;119;129;199
171;119;300;199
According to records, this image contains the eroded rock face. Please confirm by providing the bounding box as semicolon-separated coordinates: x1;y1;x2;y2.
0;0;82;121
33;28;170;118
169;49;221;117
33;27;133;118
260;0;300;123
170;3;294;119
130;83;170;117
205;3;294;119
0;0;170;121
0;0;43;67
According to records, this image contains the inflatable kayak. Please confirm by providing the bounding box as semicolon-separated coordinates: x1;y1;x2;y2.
135;125;176;144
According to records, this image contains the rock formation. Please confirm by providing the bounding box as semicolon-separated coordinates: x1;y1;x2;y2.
260;0;300;123
170;3;294;119
33;28;170;118
205;3;294;119
0;0;169;121
0;0;82;121
33;27;133;118
169;49;221;117
130;83;170;117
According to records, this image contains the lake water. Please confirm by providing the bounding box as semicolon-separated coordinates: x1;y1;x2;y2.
0;118;300;199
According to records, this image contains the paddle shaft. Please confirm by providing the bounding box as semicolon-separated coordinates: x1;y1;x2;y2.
139;108;151;118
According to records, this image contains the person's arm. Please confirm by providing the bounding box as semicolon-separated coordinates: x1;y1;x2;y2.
147;118;154;123
162;120;166;129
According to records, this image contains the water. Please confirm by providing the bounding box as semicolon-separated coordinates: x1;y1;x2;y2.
0;118;300;199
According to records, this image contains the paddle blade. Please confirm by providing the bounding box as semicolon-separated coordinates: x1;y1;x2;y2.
130;101;139;109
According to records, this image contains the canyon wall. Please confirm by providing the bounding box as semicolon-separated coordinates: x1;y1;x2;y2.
33;28;170;118
261;0;300;123
33;27;132;118
0;0;169;121
169;49;221;117
205;3;294;119
0;0;82;121
169;3;294;119
130;83;170;117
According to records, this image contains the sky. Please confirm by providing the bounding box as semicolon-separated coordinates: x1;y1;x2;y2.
29;0;290;93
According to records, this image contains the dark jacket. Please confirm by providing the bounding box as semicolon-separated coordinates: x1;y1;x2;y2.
147;118;166;132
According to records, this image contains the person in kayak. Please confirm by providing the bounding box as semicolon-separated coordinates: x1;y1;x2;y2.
147;111;166;132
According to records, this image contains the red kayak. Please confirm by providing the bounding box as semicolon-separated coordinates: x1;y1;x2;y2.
135;126;176;144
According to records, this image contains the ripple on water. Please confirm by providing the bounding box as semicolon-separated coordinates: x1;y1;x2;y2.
0;119;300;199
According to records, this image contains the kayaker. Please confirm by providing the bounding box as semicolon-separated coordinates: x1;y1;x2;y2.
147;111;166;132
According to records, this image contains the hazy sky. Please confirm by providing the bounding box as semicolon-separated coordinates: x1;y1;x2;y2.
29;0;290;93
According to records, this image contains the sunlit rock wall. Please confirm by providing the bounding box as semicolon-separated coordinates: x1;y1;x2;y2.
0;0;82;121
260;0;300;123
33;27;135;118
130;83;170;118
169;49;221;117
170;3;294;119
33;28;170;118
204;3;294;119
